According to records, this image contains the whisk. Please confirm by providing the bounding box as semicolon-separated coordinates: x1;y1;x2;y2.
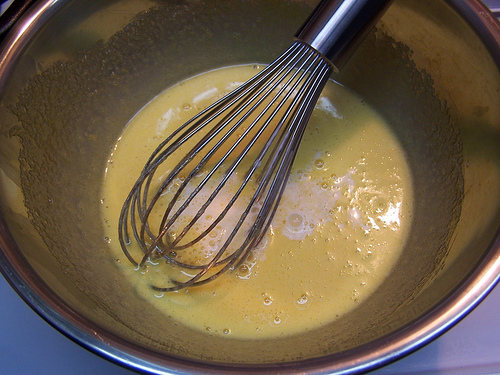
119;0;392;291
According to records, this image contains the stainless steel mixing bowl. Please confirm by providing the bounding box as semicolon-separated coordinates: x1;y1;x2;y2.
0;0;499;373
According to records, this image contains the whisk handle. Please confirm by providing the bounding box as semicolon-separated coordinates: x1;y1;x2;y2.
296;0;393;71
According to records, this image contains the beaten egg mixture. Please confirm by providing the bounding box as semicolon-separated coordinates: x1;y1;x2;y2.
101;64;413;338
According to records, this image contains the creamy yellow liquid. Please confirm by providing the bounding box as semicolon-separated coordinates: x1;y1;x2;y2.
101;65;413;339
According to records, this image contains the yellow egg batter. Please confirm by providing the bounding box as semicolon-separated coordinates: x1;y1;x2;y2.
101;64;413;339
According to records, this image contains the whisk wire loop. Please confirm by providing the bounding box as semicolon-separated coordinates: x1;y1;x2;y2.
156;44;326;249
119;41;333;290
120;43;308;258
